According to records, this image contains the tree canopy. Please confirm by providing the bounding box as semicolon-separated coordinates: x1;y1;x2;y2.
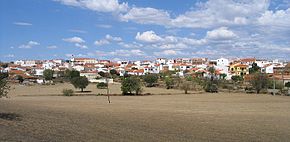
121;76;142;95
250;72;268;94
143;74;158;87
43;69;54;80
70;76;89;92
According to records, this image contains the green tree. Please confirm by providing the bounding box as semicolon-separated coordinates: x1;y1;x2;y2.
249;62;261;74
250;72;268;94
109;69;119;76
16;75;24;83
70;76;89;92
231;75;243;82
0;72;8;80
121;76;142;95
164;76;174;89
220;73;227;80
0;73;9;98
43;69;54;81
285;82;290;88
143;74;158;87
66;70;80;80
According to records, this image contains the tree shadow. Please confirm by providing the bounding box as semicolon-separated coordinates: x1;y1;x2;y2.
0;113;22;121
75;91;92;93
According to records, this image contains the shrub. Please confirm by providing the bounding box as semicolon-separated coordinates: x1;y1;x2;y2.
204;83;218;93
121;76;142;95
97;82;108;89
231;75;243;82
62;89;74;96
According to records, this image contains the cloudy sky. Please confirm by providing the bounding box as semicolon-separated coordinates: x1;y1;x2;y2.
0;0;290;61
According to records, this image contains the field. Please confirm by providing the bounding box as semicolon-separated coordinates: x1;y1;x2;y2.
1;83;290;142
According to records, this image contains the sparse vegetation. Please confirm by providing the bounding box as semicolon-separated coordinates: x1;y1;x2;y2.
180;80;192;94
62;89;74;96
97;82;108;89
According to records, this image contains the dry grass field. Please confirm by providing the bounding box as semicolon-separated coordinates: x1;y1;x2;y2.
1;83;290;142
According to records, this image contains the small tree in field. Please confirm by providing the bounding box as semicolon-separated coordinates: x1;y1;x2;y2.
164;76;174;89
250;72;268;94
143;74;158;87
121;76;142;95
43;69;54;81
285;82;290;89
65;69;80;80
0;73;9;98
16;75;24;83
180;80;192;94
70;76;89;92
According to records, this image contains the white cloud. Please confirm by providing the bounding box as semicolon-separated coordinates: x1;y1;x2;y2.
47;45;58;49
154;50;187;56
120;7;171;25
136;31;162;43
13;22;32;26
4;54;15;58
68;29;87;33
118;42;143;48
55;0;128;13
63;36;85;43
105;34;122;42
95;49;145;57
206;27;237;40
18;41;40;49
94;39;110;46
258;8;290;27
96;24;112;28
75;43;88;49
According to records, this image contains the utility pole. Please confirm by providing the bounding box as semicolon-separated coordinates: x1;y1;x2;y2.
106;78;110;103
273;75;276;96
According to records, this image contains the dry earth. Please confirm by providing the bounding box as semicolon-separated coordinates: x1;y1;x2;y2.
1;84;290;142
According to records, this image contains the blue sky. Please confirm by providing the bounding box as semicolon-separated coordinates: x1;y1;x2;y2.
0;0;290;61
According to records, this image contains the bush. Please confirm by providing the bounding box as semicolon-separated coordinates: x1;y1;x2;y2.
121;76;142;95
97;82;108;89
204;83;218;93
62;89;74;96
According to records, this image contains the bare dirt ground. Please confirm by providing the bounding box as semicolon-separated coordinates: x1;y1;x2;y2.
1;84;290;142
8;83;185;96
